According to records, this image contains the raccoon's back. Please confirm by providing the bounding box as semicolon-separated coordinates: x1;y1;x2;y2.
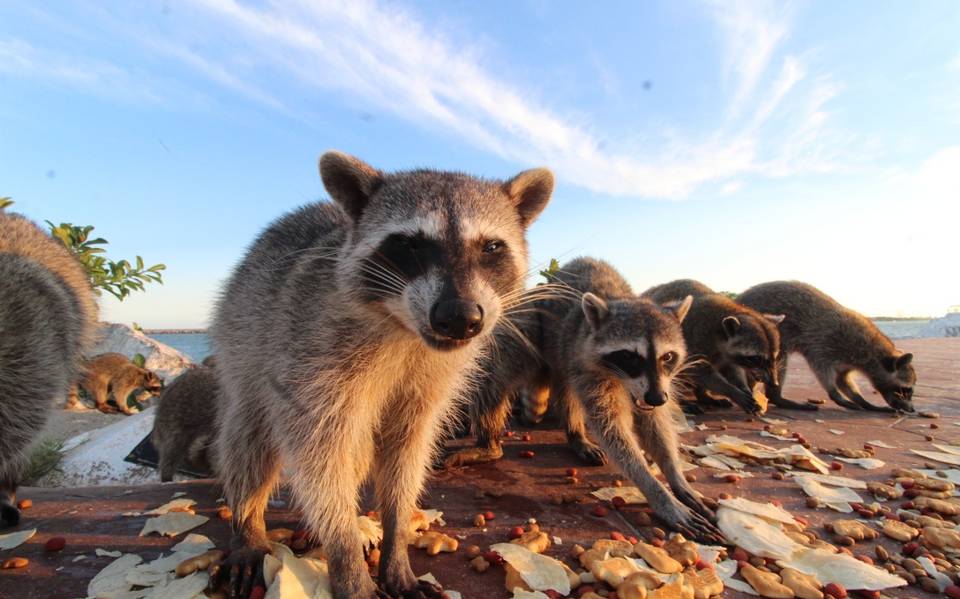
211;202;348;358
538;257;632;323
641;279;714;303
0;213;98;394
153;367;219;442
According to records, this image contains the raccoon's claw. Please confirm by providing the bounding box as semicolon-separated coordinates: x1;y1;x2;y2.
771;396;819;411
0;501;20;528
673;487;716;522
443;445;503;468
377;580;444;599
572;439;607;466
674;507;725;545
208;547;266;599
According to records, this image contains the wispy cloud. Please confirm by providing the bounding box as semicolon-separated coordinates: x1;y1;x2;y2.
5;0;853;199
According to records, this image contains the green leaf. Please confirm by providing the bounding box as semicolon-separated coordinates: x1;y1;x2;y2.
132;353;146;368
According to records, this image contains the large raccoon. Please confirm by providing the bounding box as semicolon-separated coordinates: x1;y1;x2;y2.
0;212;98;526
74;352;163;414
737;281;916;412
209;152;553;598
151;358;219;482
642;281;794;412
641;278;715;300
451;258;722;542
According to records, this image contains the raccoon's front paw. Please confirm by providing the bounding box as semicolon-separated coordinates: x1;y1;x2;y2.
571;438;607;466
208;547;266;599
0;501;20;528
659;501;724;545
443;445;503;469
96;403;118;414
672;485;716;522
772;396;819;411
377;580;444;599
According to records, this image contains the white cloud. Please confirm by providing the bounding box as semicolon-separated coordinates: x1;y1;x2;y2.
6;0;852;200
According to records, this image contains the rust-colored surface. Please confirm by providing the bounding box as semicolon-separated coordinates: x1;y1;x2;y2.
1;338;958;598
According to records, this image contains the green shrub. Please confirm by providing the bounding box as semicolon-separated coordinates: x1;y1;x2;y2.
46;221;165;301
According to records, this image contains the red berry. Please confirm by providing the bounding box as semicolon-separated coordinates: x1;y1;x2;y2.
610;531;625;541
484;511;496;520
44;537;66;552
576;586;595;597
901;501;915;510
903;541;920;555
521;433;532;442
736;560;749;570
771;500;782;507
794;516;809;527
545;592;563;599
651;538;664;547
900;479;915;489
519;450;535;459
504;431;514;438
732;548;749;562
830;461;843;471
695;559;713;570
723;474;741;483
249;586;267;599
566;468;578;477
945;585;960;599
611;496;627;509
483;551;504;565
591;505;609;518
508;526;524;539
856;591;879;599
824;583;847;598
627;536;638;545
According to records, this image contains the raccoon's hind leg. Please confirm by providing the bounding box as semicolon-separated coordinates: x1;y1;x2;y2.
519;374;550;425
374;398;449;599
209;398;280;598
556;380;606;466
87;378;114;413
583;395;722;543
635;408;714;522
110;382;139;415
836;371;894;412
811;365;862;411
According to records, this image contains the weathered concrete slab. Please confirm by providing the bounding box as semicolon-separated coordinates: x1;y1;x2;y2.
1;338;957;598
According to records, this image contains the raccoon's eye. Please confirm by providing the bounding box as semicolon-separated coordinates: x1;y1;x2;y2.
482;240;505;254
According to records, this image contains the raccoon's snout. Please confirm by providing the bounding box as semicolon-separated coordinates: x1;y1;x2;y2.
430;299;484;340
643;389;666;407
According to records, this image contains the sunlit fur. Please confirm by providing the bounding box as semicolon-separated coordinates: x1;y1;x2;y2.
0;212;98;527
210;151;551;598
738;280;916;412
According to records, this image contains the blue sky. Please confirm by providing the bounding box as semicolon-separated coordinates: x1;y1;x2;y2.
1;1;958;327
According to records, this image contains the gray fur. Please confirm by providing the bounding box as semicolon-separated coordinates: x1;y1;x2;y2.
642;278;715;300
152;362;219;481
453;258;722;542
642;280;786;413
210;151;552;598
73;352;163;414
0;212;98;527
737;280;916;412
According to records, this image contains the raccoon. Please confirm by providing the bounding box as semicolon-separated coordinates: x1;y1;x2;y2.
642;281;792;412
209;151;552;598
737;281;916;412
0;212;98;527
641;278;715;300
453;258;722;542
151;361;219;482
74;352;163;414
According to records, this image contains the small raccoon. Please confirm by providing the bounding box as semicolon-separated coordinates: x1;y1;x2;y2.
210;151;552;598
0;212;98;527
74;352;163;414
152;361;219;482
642;281;791;413
737;281;916;412
454;258;722;542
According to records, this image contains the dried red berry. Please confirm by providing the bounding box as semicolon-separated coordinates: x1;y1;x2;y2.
44;537;66;552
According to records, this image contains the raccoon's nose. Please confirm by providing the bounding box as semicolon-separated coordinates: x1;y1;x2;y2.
430;299;484;340
644;389;666;407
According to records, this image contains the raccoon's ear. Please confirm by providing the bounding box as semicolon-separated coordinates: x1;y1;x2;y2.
763;313;786;325
581;292;609;330
663;295;694;323
895;353;914;369
319;151;384;221
722;315;741;337
503;168;554;227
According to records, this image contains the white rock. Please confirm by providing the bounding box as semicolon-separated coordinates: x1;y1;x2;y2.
91;323;193;381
